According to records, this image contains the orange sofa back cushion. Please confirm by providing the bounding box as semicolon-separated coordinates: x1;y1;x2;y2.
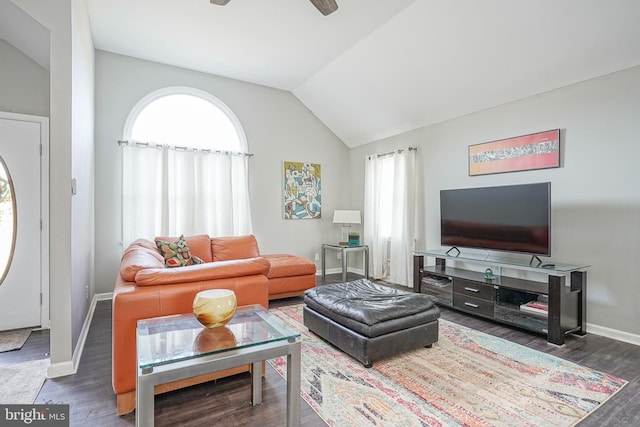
211;235;260;261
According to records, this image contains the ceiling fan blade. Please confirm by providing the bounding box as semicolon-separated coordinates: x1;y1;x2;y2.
210;0;231;5
310;0;338;16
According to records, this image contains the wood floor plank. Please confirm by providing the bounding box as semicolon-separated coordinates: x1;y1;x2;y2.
1;273;638;426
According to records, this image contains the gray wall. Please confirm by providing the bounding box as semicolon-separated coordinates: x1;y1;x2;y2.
94;50;351;295
349;66;640;342
0;40;49;116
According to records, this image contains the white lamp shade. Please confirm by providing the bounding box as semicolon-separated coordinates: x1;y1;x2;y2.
333;210;361;224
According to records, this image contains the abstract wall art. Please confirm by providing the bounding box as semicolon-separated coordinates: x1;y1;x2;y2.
283;161;322;219
469;129;560;176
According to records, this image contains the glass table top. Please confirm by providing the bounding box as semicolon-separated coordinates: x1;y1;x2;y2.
137;304;300;371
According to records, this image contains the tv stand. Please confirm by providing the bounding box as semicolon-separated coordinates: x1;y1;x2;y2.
413;249;589;345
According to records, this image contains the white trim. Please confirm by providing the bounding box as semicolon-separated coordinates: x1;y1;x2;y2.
586;322;640;347
95;292;113;301
39;116;50;329
316;267;366;276
46;360;75;379
122;86;248;152
46;292;112;378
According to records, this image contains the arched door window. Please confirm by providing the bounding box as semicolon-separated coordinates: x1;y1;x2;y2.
121;87;252;246
0;155;16;285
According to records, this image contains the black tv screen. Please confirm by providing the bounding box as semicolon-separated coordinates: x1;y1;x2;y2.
440;182;551;256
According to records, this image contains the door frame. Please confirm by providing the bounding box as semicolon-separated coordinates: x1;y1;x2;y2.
0;111;50;329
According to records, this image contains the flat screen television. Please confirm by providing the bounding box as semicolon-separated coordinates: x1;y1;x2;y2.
440;182;551;256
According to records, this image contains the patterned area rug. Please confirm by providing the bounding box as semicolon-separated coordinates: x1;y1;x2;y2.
0;328;32;353
268;304;627;427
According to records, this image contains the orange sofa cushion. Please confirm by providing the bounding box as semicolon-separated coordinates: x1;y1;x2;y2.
262;254;316;278
135;257;270;286
211;235;260;261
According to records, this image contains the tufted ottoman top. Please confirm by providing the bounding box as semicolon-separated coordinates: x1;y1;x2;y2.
304;279;439;338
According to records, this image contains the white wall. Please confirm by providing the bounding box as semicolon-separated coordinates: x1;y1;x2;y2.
12;0;74;373
94;51;351;294
70;0;94;350
350;66;640;341
12;0;95;376
0;40;49;116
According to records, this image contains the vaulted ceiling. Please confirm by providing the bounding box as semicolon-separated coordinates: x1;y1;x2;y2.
4;0;640;147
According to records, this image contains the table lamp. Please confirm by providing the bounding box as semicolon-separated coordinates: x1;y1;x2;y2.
333;210;361;245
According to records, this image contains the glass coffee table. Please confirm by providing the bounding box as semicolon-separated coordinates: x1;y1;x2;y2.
136;304;301;427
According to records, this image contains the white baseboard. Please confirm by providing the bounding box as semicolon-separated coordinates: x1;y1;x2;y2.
95;292;113;301
316;267;365;276
46;360;75;378
46;292;112;379
586;322;640;347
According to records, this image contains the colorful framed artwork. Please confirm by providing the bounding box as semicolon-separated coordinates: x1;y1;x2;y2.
469;129;560;176
283;161;322;219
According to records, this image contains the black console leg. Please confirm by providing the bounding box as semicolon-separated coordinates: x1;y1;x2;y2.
572;270;587;336
548;275;565;345
413;255;424;293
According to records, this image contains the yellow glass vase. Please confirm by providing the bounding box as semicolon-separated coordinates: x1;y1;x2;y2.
193;289;237;328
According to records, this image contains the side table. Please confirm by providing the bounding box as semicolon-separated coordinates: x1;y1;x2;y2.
321;243;369;282
136;305;301;427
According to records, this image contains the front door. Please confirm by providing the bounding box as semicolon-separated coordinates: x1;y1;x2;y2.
0;112;48;330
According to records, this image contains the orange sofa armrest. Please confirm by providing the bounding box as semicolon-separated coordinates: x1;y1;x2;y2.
120;242;164;282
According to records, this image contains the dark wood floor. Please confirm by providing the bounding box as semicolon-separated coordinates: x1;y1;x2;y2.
2;272;639;426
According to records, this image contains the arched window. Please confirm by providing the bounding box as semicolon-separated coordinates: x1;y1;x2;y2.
121;87;252;246
124;87;247;151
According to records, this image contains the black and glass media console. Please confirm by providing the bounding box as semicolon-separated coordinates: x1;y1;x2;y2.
413;249;588;345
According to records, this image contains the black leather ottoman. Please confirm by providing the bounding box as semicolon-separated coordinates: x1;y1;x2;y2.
303;279;440;367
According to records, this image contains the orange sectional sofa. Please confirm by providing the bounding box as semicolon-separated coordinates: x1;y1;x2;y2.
112;234;315;415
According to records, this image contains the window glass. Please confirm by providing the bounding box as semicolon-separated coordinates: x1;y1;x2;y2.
0;156;16;285
125;88;245;152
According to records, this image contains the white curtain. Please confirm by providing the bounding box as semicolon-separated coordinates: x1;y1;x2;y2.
363;149;417;286
122;144;252;246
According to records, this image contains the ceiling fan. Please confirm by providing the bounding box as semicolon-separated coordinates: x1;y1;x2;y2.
209;0;339;16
